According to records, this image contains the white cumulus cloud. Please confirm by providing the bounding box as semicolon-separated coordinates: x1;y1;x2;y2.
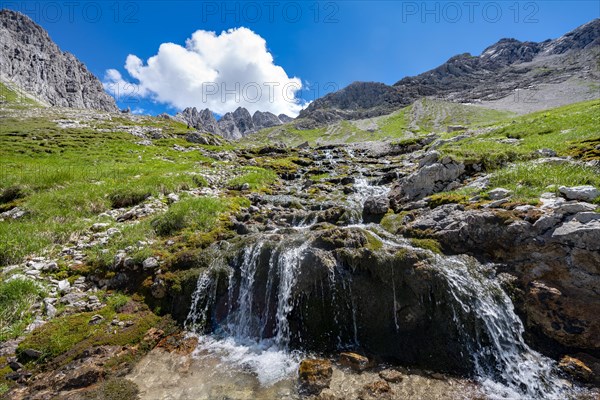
104;27;304;117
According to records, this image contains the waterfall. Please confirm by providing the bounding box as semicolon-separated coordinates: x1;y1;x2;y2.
183;175;585;399
433;256;571;399
186;225;580;400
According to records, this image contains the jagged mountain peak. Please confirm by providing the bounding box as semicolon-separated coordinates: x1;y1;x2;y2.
0;9;118;112
174;106;292;140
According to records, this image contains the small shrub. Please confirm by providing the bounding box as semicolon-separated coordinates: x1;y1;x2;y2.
84;377;140;400
192;175;209;187
151;210;186;236
151;197;227;236
107;293;130;313
227;167;277;190
0;382;9;396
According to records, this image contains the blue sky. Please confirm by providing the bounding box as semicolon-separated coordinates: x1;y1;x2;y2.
4;1;599;116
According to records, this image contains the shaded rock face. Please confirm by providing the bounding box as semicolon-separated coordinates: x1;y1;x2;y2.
401;204;600;353
300;19;600;123
186;226;537;377
0;10;118;112
175;106;289;139
299;81;410;121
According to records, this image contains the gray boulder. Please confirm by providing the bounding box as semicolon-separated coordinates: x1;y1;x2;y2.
390;159;465;204
552;216;600;251
363;196;390;216
488;188;512;200
559;185;600;202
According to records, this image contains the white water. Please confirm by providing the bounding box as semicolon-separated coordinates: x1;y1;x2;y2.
185;168;583;399
186;235;311;386
434;256;571;399
192;335;300;386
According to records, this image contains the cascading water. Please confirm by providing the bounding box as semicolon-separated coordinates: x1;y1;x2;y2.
431;255;571;399
184;151;588;399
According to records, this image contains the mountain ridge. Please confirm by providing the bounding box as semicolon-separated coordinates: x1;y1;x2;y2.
174;106;293;140
299;18;600;125
0;9;118;112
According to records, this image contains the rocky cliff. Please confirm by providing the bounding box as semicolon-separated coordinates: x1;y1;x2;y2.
174;106;293;140
0;9;117;112
300;19;600;124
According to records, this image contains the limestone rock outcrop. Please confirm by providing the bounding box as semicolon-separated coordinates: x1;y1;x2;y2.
0;10;118;112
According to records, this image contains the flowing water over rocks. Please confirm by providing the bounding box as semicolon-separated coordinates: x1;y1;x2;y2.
127;144;598;400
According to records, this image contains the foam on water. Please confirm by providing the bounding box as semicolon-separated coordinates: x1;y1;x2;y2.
192;335;300;386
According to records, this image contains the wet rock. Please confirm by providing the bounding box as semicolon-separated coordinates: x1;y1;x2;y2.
559;356;593;383
257;144;288;155
402;204;600;351
5;370;32;383
298;358;333;395
21;348;43;360
151;279;167;299
358;379;393;400
339;352;371;372
107;272;129;289
8;359;23;371
525;281;598;350
559;185;600;202
363;196;389;216
378;369;403;383
143;328;165;344
157;333;199;355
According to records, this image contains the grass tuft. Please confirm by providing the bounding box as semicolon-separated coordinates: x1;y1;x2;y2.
151;197;227;236
0;277;46;341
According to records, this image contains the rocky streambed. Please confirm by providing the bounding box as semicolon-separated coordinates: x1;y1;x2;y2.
3;137;599;400
125;142;599;399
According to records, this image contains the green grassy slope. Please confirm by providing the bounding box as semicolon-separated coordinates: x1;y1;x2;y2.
239;98;514;147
